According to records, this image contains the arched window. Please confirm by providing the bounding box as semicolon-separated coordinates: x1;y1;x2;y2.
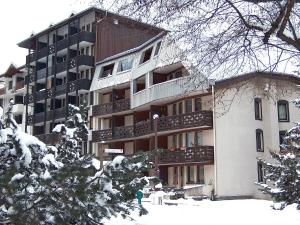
277;100;289;122
256;129;264;152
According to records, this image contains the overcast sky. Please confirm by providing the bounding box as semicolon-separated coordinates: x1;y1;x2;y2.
0;0;92;73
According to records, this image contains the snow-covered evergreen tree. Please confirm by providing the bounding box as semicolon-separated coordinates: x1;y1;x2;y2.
0;100;62;225
49;104;152;224
0;103;154;224
259;99;300;210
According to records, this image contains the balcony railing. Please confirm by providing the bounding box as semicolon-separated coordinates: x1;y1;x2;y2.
24;79;91;104
92;98;130;116
92;110;213;142
27;107;66;125
26;31;96;64
158;146;214;165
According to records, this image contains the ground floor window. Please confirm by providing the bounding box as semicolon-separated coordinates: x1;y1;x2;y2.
257;162;265;183
197;165;205;184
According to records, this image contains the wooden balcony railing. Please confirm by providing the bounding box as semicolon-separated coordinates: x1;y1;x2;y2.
92;110;213;142
158;146;214;165
92;98;130;116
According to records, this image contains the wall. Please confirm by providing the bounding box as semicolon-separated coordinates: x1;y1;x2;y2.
214;78;300;198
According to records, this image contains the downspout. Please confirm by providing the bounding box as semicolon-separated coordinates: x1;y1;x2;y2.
212;82;217;197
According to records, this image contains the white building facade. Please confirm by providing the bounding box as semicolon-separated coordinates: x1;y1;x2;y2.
89;30;300;199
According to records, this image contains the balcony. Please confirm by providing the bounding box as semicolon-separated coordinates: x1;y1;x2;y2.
25;79;91;104
131;77;210;108
92;110;213;142
92;98;130;116
26;31;96;64
158;146;214;165
27;107;66;125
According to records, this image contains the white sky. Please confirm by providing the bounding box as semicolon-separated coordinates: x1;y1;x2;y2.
0;0;92;74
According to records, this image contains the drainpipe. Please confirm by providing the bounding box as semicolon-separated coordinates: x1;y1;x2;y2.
212;82;217;197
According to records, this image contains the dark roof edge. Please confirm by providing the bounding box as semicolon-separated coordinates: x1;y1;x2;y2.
215;71;300;88
18;6;165;48
95;31;167;65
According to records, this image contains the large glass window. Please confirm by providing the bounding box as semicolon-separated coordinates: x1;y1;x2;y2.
196;131;203;146
256;129;264;152
254;98;262;120
277;100;289;122
117;58;133;72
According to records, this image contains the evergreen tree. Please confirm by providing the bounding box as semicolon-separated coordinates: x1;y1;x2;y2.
0;102;154;224
49;104;152;224
259;99;300;210
0;100;62;225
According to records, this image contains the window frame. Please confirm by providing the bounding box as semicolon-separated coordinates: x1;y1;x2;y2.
257;162;265;183
117;57;134;73
254;98;262;120
139;47;153;64
154;41;162;56
256;129;264;152
277;100;289;122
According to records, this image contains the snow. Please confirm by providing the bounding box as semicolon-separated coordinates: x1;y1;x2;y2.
52;124;76;138
92;158;101;170
103;199;300;225
10;173;24;182
42;153;63;168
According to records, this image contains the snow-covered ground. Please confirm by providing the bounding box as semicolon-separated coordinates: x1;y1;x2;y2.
103;199;300;225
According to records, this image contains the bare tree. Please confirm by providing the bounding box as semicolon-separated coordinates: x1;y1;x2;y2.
93;0;300;78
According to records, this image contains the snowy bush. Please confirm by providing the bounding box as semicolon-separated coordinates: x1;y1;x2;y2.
0;102;154;224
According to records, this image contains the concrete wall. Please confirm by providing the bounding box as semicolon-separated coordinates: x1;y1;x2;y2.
214;78;300;198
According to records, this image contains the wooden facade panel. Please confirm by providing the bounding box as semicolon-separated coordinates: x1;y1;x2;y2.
95;17;160;62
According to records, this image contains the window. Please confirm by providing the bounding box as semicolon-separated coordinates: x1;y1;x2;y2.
256;129;264;152
99;63;115;78
86;24;91;32
254;98;262;120
86;69;90;78
81;25;85;31
278;100;289;122
179;102;183;115
117;58;133;72
15;115;22;124
178;133;183;147
197;165;205;184
80;48;84;55
195;131;203;146
185;99;193;113
80;71;84;79
172;103;177;115
86;46;90;55
154;41;162;56
279;130;286;145
195;97;202;112
140;47;153;64
8;81;13;90
257;162;265;183
186;132;194;147
187;166;195;183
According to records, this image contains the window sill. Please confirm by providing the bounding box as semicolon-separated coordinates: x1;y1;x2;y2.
278;120;290;123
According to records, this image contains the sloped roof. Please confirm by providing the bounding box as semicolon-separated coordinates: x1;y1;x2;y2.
0;64;24;78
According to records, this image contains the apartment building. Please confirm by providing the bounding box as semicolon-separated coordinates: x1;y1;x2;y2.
0;64;27;130
16;6;300;199
89;29;300;198
18;7;162;144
